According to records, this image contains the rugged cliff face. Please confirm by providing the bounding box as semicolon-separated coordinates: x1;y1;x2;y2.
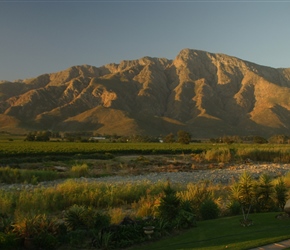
1;48;290;137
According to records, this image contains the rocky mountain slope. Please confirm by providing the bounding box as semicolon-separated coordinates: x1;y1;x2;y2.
1;48;290;138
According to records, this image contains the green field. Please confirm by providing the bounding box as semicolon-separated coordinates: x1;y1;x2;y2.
0;141;206;157
0;140;290;158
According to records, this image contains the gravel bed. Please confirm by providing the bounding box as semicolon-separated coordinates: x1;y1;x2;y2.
1;163;290;191
89;163;290;185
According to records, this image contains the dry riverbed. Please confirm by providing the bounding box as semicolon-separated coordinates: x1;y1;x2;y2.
1;160;290;191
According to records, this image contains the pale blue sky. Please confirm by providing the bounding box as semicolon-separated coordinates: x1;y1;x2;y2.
1;0;290;81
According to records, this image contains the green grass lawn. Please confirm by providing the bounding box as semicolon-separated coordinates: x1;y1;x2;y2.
133;213;290;250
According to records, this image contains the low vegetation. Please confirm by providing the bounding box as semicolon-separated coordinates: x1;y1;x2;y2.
1;138;290;249
0;170;289;249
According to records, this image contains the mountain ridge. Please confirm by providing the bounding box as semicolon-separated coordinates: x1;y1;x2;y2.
1;48;290;138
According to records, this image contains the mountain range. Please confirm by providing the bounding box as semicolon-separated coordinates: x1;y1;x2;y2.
1;48;290;138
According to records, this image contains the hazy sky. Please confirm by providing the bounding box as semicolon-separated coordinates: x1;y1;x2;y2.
1;0;290;81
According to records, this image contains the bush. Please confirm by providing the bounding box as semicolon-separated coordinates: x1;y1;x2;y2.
274;177;288;211
70;164;89;178
177;182;215;216
0;232;19;249
92;216;150;249
12;214;60;249
204;148;232;162
174;200;196;228
227;200;241;216
111;223;145;248
157;183;196;229
157;183;181;221
34;232;58;250
200;199;220;220
0;213;13;233
63;205;87;231
131;195;160;218
108;208;127;225
255;174;275;212
93;212;111;232
63;205;110;232
67;229;88;248
230;171;255;222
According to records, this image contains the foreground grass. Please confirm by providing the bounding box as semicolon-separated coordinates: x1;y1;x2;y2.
134;213;290;250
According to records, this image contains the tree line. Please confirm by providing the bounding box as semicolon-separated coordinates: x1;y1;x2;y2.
24;130;290;144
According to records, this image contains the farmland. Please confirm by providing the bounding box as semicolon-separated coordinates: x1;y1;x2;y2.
0;140;287;155
1;140;290;163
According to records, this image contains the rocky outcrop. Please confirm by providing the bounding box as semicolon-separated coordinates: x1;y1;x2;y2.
1;49;290;137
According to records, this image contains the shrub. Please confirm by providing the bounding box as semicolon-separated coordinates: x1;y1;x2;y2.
204;148;232;162
108;208;127;225
12;214;59;249
0;213;13;233
255;174;275;212
177;182;215;217
67;229;88;248
0;232;19;249
131;195;160;218
157;183;181;221
227;200;241;216
200;199;220;220
63;205;88;231
283;172;290;188
63;205;110;232
157;183;196;229
92;231;113;249
175;200;196;228
152;218;171;237
112;223;145;248
70;164;89;178
230;171;255;222
274;177;288;211
93;216;154;249
12;215;40;239
34;232;58;250
93;212;111;232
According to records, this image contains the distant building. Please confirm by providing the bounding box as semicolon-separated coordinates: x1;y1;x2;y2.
89;137;106;141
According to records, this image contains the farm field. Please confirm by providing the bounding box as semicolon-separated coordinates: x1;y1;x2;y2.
1;140;290;159
0;141;204;157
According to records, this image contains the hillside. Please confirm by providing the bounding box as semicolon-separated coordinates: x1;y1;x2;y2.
1;48;290;138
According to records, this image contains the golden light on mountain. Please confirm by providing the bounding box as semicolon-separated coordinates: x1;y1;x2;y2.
1;49;290;137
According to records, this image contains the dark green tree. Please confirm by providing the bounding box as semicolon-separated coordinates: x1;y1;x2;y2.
177;130;191;144
268;134;289;144
25;132;36;141
163;133;175;143
35;131;51;141
253;136;268;144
